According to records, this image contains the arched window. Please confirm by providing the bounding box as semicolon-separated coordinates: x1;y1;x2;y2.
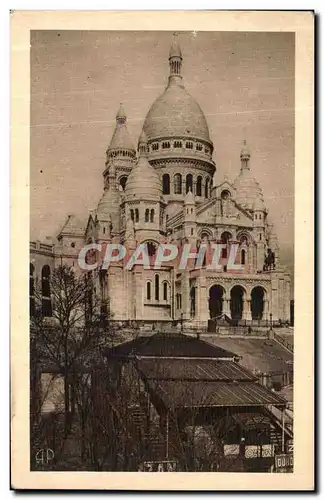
196;143;203;151
135;209;139;223
221;231;231;259
41;265;52;317
150;209;154;223
221;189;231;200
186;174;193;193
119;176;127;191
30;263;35;317
239;234;249;245
162;173;170;195
147;242;157;256
174;141;182;148
152;143;159;151
174;173;182;194
163;282;168;301
155;275;160;301
205;178;210;198
162;141;170;149
146;282;151;300
145;209;149;222
196;176;202;196
186;141;193;149
241;249;246;265
130;209;134;222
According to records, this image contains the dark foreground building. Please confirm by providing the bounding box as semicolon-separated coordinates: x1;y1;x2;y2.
88;332;293;472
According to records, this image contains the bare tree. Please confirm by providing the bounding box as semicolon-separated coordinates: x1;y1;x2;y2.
30;264;120;467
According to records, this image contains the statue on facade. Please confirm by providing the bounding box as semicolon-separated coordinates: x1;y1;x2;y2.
263;248;276;271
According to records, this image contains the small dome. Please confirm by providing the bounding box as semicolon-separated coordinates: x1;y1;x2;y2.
96;188;120;232
233;169;263;210
184;188;195;204
108;105;135;152
125;133;161;200
234;140;264;210
253;194;266;211
143;83;211;143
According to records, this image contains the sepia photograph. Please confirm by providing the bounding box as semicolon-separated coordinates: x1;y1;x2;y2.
11;10;314;490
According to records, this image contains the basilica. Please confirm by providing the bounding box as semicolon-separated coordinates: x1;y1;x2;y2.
30;39;291;328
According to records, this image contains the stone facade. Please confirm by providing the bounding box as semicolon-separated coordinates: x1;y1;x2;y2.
30;39;291;326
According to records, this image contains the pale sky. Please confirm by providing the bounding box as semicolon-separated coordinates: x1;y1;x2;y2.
30;30;294;265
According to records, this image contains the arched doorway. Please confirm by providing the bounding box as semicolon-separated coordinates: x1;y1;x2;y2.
230;286;245;321
251;287;265;320
209;285;224;319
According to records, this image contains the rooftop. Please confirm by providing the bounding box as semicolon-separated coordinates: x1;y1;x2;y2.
136;357;256;382
203;336;293;375
145;379;287;409
103;332;238;360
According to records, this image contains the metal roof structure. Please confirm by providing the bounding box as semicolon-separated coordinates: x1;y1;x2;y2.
104;332;237;360
104;332;288;411
136;358;256;382
145;379;287;409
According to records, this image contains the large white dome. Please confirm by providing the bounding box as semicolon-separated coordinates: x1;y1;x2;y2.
143;79;211;143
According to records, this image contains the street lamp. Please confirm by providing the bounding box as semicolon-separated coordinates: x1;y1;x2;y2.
270;312;273;331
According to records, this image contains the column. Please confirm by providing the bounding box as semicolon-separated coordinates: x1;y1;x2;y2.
263;299;269;321
198;276;209;323
242;298;249;320
245;299;252;321
223;293;231;318
181;271;190;320
271;278;279;322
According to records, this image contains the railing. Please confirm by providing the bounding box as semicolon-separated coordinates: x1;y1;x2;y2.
274;332;294;353
207;316;290;332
